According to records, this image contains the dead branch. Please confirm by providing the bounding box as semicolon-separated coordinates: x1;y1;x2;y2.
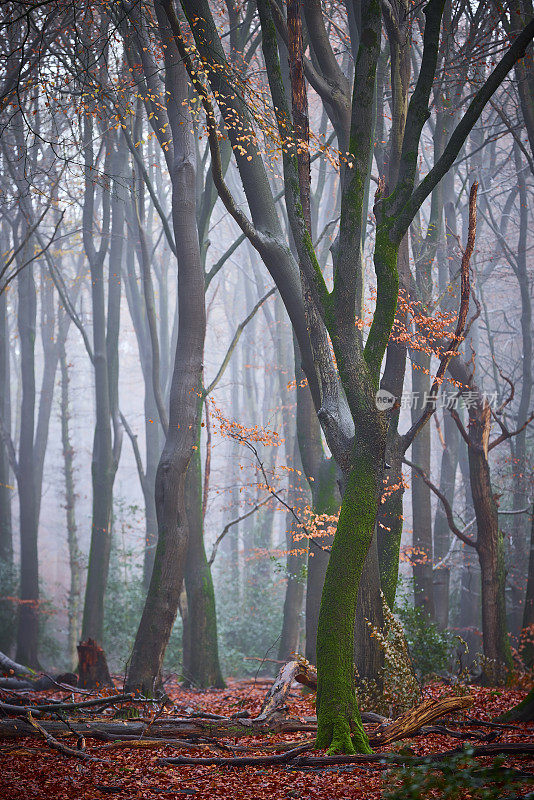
22;712;107;763
208;497;271;566
368;695;474;746
0;716;318;740
157;742;534;769
0;692;134;716
402;458;477;548
158;742;313;767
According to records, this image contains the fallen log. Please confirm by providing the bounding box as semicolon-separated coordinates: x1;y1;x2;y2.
368;694;474;746
0;695;478;747
0;715;317;740
0;649;78;690
158;742;534;769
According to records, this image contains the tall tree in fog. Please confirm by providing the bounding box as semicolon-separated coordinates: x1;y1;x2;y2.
166;0;534;752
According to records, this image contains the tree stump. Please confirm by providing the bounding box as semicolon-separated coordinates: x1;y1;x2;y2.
77;639;113;689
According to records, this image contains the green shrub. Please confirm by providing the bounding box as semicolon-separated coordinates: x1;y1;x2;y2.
357;597;421;716
395;591;455;678
215;560;284;677
0;558;17;654
383;749;532;800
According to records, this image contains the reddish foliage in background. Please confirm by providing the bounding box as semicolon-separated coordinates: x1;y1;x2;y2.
0;679;532;799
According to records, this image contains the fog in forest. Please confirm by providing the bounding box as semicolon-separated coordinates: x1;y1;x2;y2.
0;0;532;714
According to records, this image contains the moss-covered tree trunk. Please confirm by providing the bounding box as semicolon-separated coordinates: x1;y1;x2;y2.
305;459;339;664
496;686;534;722
315;434;384;755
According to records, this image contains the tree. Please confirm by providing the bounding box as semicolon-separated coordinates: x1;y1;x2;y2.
166;0;534;752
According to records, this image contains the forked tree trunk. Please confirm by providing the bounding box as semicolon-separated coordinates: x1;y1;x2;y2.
81;126;124;643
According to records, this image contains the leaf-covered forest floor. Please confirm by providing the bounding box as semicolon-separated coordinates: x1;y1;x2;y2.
1;676;533;799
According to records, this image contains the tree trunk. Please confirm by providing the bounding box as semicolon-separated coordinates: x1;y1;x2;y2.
15;241;39;668
495;686;534;723
142;387;160;589
59;344;81;671
354;533;384;682
433;411;458;628
278;437;307;662
456;441;481;667
508;143;532;641
125;33;206;693
315;433;384;756
305;458;338;665
468;413;513;680
77;639;113;690
520;505;534;667
182;414;224;688
377;456;404;610
0;277;14;654
123;231;161;590
411;352;435;619
81;126;121;644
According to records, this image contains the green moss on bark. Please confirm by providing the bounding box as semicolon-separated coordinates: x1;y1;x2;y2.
315;443;381;754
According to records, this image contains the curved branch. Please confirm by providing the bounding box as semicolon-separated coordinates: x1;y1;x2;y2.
403;457;477;548
123;127;177;257
204;287;276;397
394;18;534;238
488;410;534;451
208;497;271;565
161;0;264;250
403;182;477;450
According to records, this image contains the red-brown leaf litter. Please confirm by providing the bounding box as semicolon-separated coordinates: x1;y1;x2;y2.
1;678;533;799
